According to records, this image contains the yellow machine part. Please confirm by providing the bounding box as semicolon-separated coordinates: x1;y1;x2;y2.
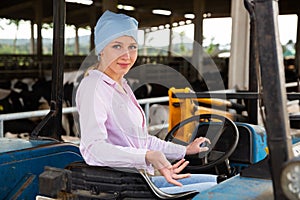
168;87;235;143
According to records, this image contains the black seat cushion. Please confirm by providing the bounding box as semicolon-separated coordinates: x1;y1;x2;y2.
65;161;199;200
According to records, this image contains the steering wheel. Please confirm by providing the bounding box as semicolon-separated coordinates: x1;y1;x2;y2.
165;114;239;172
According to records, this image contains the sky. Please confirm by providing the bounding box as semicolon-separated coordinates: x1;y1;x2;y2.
0;14;298;47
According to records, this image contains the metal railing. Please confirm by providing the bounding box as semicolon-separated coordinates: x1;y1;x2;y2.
0;96;169;137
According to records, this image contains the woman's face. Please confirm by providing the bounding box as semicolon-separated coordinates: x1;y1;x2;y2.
99;35;138;82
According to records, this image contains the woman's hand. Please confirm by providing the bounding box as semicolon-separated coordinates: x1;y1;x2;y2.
158;159;191;186
146;151;190;186
186;137;211;155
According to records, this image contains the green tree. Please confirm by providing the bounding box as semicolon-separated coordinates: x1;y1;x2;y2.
179;31;186;55
205;37;220;55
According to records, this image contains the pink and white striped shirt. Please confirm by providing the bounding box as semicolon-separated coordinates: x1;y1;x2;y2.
76;70;186;174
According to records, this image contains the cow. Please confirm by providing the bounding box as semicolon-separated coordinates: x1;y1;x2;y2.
0;82;37;137
0;77;78;138
148;104;169;140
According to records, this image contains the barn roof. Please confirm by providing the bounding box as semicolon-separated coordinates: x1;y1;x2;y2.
0;0;298;29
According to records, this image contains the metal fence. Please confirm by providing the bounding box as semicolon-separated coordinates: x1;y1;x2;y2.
0;96;169;137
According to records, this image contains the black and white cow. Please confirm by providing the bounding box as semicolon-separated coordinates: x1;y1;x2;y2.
0;76;78;138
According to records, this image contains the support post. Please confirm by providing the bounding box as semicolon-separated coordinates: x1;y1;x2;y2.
30;20;35;54
50;0;66;140
228;0;250;90
75;26;79;54
244;0;258;124
35;0;43;75
192;0;204;79
255;0;293;199
295;12;300;91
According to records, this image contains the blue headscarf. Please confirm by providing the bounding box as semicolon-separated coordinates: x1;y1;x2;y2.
94;10;138;56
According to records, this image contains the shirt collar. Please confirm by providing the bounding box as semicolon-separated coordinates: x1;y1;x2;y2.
92;70;127;85
93;70;128;93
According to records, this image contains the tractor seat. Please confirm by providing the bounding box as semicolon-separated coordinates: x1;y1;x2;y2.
39;161;199;199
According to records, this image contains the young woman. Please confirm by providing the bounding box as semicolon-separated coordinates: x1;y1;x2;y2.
76;10;217;193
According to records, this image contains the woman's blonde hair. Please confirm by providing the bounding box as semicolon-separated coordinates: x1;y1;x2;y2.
84;63;98;77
